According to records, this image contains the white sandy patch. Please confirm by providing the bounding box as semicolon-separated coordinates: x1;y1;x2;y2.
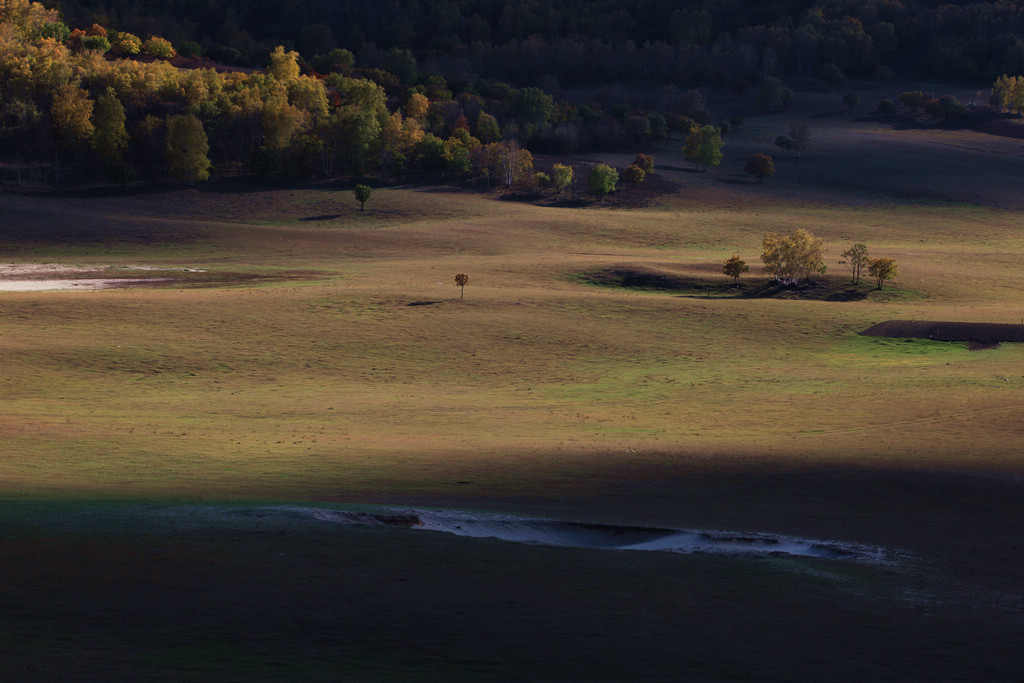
0;263;204;291
0;278;173;291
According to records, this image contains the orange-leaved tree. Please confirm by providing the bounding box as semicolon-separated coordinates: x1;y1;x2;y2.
868;257;898;289
722;255;749;284
761;229;825;284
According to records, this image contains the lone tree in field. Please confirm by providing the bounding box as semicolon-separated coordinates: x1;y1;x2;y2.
774;135;793;157
354;184;372;211
633;153;654;173
868;257;898;289
551;163;573;197
788;120;810;158
454;273;470;299
761;229;826;284
622;163;646;187
743;153;775;183
840;243;870;284
875;98;896;118
588;163;618;199
683;124;723;171
722;255;749;284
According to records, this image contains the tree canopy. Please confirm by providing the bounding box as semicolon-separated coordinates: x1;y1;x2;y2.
683;124;723;172
354;184;372;211
761;229;826;284
622;163;645;186
722;255;749;283
868;258;898;289
743;153;774;183
840;244;870;285
588;163;618;199
166;114;210;185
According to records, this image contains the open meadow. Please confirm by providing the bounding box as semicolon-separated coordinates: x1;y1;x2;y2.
2;94;1024;680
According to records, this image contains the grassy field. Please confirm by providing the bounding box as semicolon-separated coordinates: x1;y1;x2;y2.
2;89;1024;680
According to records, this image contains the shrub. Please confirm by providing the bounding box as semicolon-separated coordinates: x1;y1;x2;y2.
142;36;175;59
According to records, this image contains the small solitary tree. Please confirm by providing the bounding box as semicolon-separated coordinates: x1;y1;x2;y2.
354;184;372;211
551;163;573;196
622;163;646;186
633;153;654;173
722;255;749;284
588;163;618;199
454;273;470;299
842;90;860;110
868;257;898;289
840;243;870;284
774;135;793;157
743;153;775;183
683;124;723;171
788;120;810;158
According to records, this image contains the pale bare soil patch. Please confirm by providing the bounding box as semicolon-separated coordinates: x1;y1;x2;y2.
0;263;198;290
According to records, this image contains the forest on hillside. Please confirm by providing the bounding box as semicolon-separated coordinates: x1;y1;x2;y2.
57;0;1024;84
0;0;721;189
3;0;1024;190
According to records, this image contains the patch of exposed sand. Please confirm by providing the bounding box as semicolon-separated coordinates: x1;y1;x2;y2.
0;278;174;291
0;263;204;291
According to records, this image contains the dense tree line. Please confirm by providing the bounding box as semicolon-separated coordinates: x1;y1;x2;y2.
8;0;1024;190
1;0;703;188
55;0;1024;85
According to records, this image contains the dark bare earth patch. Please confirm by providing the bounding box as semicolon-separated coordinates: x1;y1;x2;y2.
862;320;1024;345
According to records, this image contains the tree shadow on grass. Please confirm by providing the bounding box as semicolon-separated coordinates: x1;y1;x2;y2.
299;214;341;221
807;109;847;119
579;267;871;301
657;164;703;174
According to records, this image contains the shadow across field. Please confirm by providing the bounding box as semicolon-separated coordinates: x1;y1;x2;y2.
0;208;209;245
299;214;340;221
579;266;871;300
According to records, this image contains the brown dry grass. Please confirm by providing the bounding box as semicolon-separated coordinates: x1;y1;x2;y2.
3;178;1023;501
2;92;1024;680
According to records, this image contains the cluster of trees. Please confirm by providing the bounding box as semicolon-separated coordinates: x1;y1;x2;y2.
839;242;898;290
0;1;710;188
55;0;1024;86
773;120;810;158
990;74;1024;112
897;90;967;120
722;231;898;290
